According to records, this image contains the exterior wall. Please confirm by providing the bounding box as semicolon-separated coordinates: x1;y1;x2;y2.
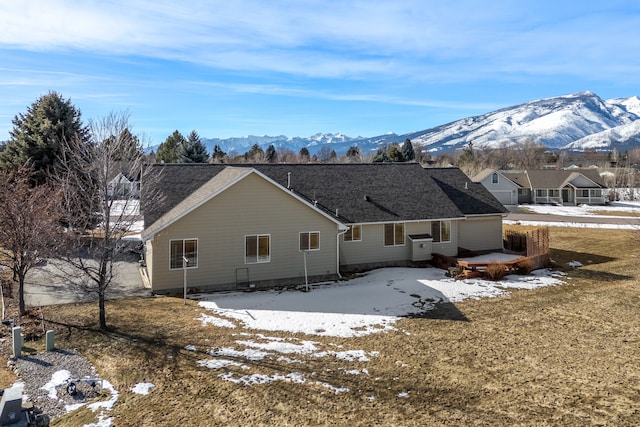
144;242;153;284
458;215;504;252
339;220;459;271
147;173;341;292
478;173;518;205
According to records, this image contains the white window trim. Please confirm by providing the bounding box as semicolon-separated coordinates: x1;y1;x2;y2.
169;238;198;270
245;234;271;264
299;231;320;251
383;222;405;247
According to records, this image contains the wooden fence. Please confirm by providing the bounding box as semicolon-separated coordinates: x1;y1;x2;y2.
503;226;550;269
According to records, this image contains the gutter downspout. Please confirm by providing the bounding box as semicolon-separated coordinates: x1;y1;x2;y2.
336;226;348;279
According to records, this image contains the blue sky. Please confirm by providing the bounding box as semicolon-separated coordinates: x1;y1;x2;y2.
1;1;640;146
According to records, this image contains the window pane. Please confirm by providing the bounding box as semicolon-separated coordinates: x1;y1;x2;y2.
300;233;309;250
395;223;404;245
185;239;198;267
246;236;257;263
352;225;361;240
310;232;319;250
258;235;270;261
441;221;451;242
384;224;394;246
431;221;441;242
170;240;183;269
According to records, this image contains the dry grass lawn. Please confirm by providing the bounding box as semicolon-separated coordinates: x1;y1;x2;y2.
1;226;640;426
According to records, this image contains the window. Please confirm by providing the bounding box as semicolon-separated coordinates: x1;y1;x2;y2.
300;231;320;251
591;189;601;197
431;221;451;243
549;189;559;198
344;225;362;242
170;239;198;269
246;234;270;263
579;189;589;197
384;223;404;246
492;173;499;184
536;189;547;198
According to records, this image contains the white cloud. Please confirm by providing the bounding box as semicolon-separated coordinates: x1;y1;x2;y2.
3;1;638;81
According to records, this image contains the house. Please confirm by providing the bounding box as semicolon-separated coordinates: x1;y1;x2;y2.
473;169;608;205
140;163;508;293
108;171;140;198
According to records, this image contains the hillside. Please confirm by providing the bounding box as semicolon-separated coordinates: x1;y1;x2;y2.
194;91;640;156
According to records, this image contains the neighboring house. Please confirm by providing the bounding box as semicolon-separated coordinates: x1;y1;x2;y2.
108;171;140;198
473;169;608;205
140;163;508;293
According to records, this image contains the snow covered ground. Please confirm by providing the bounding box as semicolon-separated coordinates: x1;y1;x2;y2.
51;199;637;422
505;201;640;229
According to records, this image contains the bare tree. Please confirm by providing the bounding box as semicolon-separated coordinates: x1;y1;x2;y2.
0;165;63;315
57;112;156;329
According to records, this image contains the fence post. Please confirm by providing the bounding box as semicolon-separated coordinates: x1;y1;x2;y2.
12;326;22;357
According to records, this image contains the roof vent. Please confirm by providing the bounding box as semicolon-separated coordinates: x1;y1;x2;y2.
465;182;468;190
364;195;370;201
287;172;291;189
335;208;339;217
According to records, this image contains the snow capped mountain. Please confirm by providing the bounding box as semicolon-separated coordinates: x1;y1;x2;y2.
410;91;640;152
196;91;640;157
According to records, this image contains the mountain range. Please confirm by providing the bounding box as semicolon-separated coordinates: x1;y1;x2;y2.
201;91;640;157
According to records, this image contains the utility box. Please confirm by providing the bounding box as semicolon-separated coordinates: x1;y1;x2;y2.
408;234;433;262
0;386;27;426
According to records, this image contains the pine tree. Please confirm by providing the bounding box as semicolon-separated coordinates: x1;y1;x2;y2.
211;145;227;163
178;130;209;163
387;143;405;162
0;91;90;184
265;144;278;163
299;147;310;163
372;147;390;163
156;130;185;163
345;145;360;162
244;144;265;162
401;138;415;162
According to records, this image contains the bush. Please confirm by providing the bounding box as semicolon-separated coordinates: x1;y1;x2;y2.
514;258;534;275
484;263;508;281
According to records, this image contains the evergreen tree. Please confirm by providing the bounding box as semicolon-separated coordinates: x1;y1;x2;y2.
211;144;227;163
108;128;144;161
265;144;278;163
178;130;209;163
299;147;310;163
156;130;185;163
244;143;265;162
372;147;390;163
387;143;405;162
401;138;415;162
345;145;360;162
0;91;90;184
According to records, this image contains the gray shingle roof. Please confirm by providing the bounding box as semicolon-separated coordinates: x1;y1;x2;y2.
141;163;507;230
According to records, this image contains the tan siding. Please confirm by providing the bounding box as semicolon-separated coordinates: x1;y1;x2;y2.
458;216;504;251
340;221;459;264
150;173;340;291
430;220;458;256
144;241;153;283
